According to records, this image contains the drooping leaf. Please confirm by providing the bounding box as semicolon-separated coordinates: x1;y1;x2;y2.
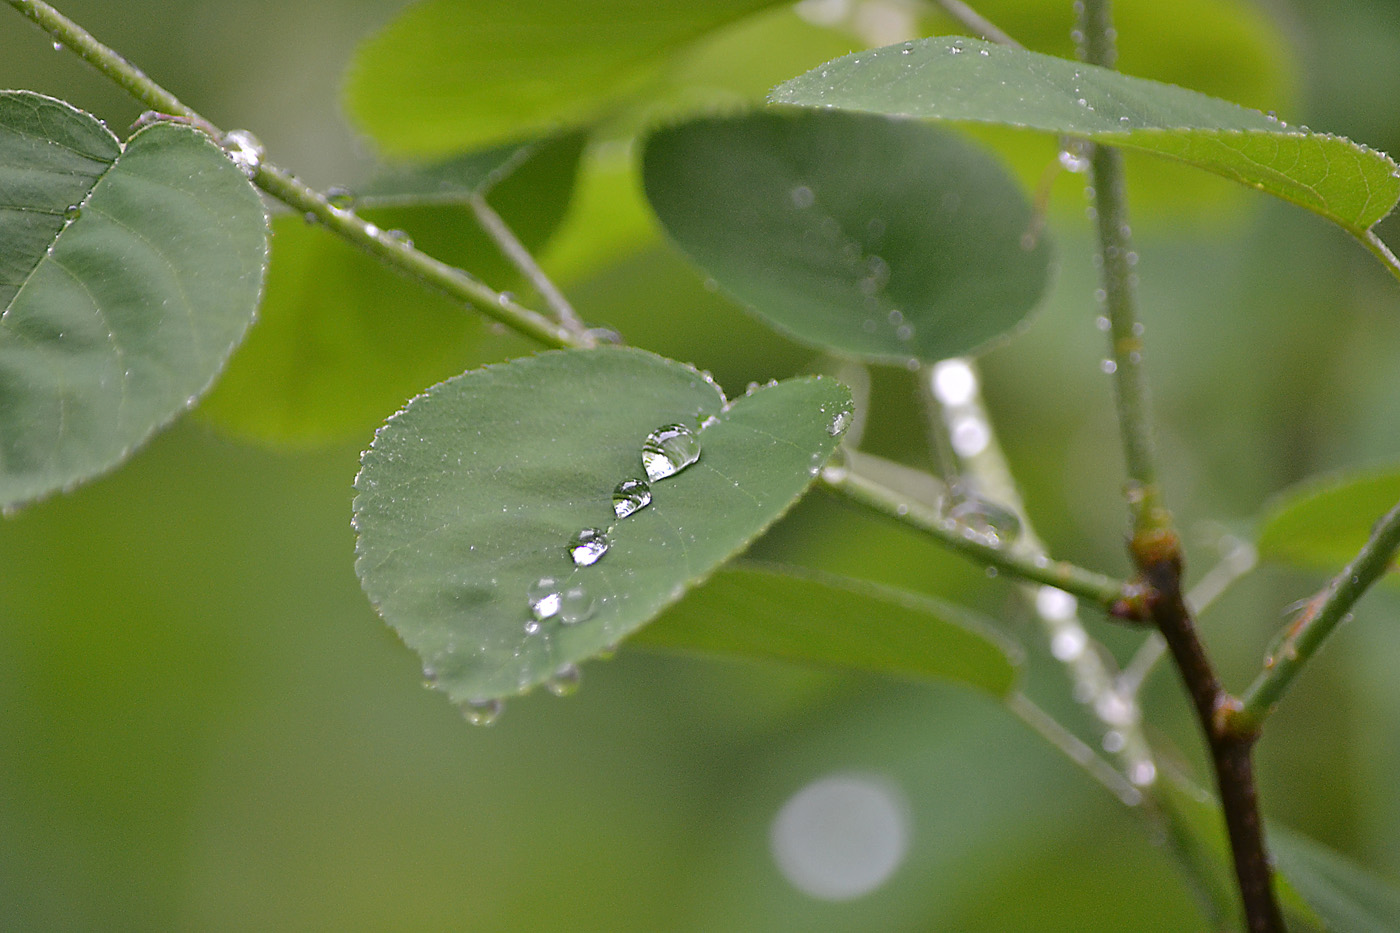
1256;468;1400;573
198;132;584;446
1271;826;1400;932
633;562;1019;695
353;347;852;704
345;0;783;155
770;37;1400;236
642;109;1052;365
0;92;267;508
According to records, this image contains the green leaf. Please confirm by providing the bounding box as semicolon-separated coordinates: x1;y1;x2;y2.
633;562;1018;695
1256;468;1400;572
198;133;584;446
642;109;1051;365
1271;826;1400;932
345;0;781;155
0;92;267;508
770;37;1400;236
353;347;852;704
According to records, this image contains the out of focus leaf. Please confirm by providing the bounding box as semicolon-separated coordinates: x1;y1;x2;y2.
634;562;1019;695
642;109;1051;365
1271;825;1400;932
199;133;583;446
771;37;1400;236
1256;468;1400;573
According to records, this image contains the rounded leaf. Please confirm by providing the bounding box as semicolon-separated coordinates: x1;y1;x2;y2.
353;347;852;704
1256;467;1400;572
0;92;268;508
642;109;1051;365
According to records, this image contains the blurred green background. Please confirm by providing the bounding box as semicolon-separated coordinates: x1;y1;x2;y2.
3;0;1400;928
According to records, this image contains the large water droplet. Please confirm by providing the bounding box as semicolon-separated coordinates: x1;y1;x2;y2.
546;663;582;696
612;478;652;519
642;423;702;482
220;129;264;178
568;528;610;566
462;698;503;726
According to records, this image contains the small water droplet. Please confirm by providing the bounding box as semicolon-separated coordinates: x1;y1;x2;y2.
568;528;610;567
612;479;652;519
462;698;503;726
528;576;564;621
1096;315;1111;331
895;324;913;342
641;423;701;482
363;221;382;238
325;185;355;209
978;48;989;57
559;583;595;624
1101;359;1118;374
1058;145;1090;173
790;185;815;209
63;204;82;221
948;495;1020;545
547;664;582;696
827;409;852;437
1050;625;1087;661
985;566;998;578
219;129;264;178
386;228;413;248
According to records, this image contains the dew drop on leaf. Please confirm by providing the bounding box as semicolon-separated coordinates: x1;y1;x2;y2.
641;423;702;482
219;129;264;178
546;663;582;696
558;583;596;624
568;528;610;567
527;576;563;621
612;478;653;519
826;409;852;437
461;698;503;726
63;204;82;221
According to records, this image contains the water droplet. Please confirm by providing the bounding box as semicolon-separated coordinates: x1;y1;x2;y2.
790;185;815;209
1058;146;1090;173
325;185;355;209
52;41;64;51
546;663;582;696
827;409;852;437
985;566;998;578
1096;315;1111;331
612;479;652;519
1129;761;1157;786
219;129;264;178
568;528;610;566
949;416;989;457
895;324;913;342
559;583;596;624
63;204;81;221
362;221;382;238
642;423;701;482
1102;730;1126;753
1050;625;1087;661
386;228;413;248
528;576;564;620
1101;359;1118;374
462;698;503;726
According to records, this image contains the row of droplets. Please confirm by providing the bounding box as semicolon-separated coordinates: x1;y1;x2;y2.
523;421;704;631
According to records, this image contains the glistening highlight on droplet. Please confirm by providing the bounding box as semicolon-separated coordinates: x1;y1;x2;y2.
568;527;610;567
612;479;652;519
641;423;702;482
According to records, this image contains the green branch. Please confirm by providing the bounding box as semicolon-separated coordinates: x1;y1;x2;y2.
7;0;587;352
1236;497;1400;730
820;460;1131;609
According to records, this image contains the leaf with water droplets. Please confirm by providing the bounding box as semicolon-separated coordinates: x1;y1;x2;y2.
352;346;852;704
770;37;1400;236
0;92;268;509
1256;467;1400;573
642;109;1052;365
632;563;1019;695
198;131;585;446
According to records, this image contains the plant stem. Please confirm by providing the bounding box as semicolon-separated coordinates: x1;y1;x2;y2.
932;0;1022;47
1236;497;1400;731
821;461;1130;609
467;192;588;335
7;0;587;353
1361;228;1400;287
1078;3;1281;929
1007;692;1141;806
